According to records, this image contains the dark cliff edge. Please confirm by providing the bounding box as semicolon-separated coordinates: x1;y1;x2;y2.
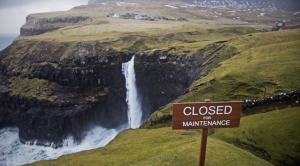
20;15;92;36
0;38;228;147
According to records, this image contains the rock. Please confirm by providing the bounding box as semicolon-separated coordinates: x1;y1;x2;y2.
242;90;300;110
0;40;252;146
20;16;91;36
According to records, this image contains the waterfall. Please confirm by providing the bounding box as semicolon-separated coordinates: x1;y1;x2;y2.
122;56;143;129
0;56;143;166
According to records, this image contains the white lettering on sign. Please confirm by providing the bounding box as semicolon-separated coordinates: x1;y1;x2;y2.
203;116;211;120
208;106;215;115
216;106;223;114
192;107;198;115
224;106;232;114
182;120;231;127
183;106;233;116
183;107;191;115
199;106;207;115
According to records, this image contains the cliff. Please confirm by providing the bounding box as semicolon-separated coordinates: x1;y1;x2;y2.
1;21;267;147
0;36;228;147
20;15;92;36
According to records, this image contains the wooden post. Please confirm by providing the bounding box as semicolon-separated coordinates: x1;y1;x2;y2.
199;99;211;166
199;128;208;166
173;100;243;166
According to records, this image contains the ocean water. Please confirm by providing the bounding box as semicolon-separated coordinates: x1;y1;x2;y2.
0;125;125;166
0;35;18;51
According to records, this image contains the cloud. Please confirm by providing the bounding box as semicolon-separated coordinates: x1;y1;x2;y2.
0;0;88;35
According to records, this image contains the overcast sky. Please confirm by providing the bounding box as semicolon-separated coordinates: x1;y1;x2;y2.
0;0;88;35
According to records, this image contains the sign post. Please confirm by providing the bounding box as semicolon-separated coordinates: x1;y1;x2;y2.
172;99;242;166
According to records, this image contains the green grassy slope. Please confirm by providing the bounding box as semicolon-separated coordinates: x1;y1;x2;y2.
28;127;272;166
141;29;300;129
211;107;300;166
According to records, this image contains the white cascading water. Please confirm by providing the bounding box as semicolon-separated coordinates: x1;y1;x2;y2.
122;55;143;128
0;56;142;166
0;125;126;166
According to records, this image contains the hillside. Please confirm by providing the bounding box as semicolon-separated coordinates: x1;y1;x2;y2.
27;107;300;166
211;107;300;166
141;29;300;129
19;0;300;37
27;127;272;166
1;0;300;165
17;27;300;166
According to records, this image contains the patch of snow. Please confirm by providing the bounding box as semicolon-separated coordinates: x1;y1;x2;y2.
180;4;196;8
165;5;178;9
116;2;138;6
293;11;300;15
260;13;266;16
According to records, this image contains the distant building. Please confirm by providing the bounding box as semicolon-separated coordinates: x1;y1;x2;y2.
272;22;286;31
121;13;130;19
107;12;115;17
131;12;138;19
135;15;140;19
154;16;163;20
177;18;187;22
140;15;148;20
113;13;120;18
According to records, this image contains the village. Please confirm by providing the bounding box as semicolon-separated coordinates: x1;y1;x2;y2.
107;12;187;22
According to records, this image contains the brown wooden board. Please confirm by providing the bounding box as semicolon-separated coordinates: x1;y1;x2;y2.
172;101;243;129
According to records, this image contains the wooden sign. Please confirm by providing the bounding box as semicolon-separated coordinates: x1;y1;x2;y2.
172;100;243;166
172;101;242;129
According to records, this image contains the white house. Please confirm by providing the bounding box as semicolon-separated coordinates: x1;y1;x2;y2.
113;13;120;18
135;15;140;19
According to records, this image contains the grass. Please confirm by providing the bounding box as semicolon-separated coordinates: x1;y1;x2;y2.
27;127;272;166
10;2;300;165
19;0;300;43
9;76;58;101
141;29;300;129
211;107;300;166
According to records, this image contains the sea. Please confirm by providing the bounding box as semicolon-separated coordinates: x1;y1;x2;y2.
0;34;19;52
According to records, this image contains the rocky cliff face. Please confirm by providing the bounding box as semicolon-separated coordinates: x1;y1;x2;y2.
0;37;226;147
20;16;92;36
0;41;131;147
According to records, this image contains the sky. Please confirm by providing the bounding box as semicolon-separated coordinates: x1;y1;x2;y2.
0;0;88;36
